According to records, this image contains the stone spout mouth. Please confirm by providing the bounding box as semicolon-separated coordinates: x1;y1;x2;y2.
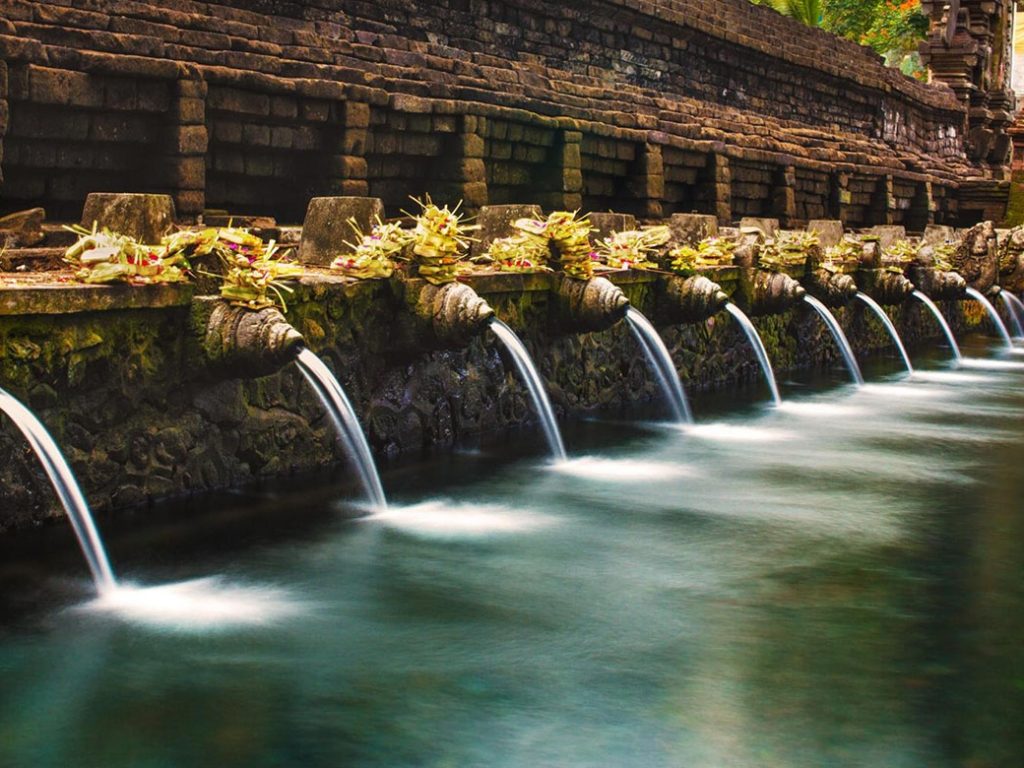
406;280;495;346
656;275;730;324
555;275;630;333
203;301;305;377
908;265;967;300
742;270;806;316
988;285;1003;297
804;270;858;308
856;270;915;305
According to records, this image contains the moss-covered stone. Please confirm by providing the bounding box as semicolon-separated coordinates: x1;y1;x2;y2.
0;273;986;532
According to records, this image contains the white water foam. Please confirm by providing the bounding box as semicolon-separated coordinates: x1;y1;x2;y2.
959;357;1024;371
80;577;304;632
774;401;865;418
908;370;997;385
857;383;950;400
682;423;796;443
549;456;692;482
369;500;551;537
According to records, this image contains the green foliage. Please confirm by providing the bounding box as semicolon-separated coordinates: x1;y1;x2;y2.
752;0;928;75
64;224;189;285
185;227;303;311
667;237;735;275
514;211;596;280
405;196;478;285
478;234;552;273
330;217;414;280
596;226;672;270
758;230;820;271
751;0;823;27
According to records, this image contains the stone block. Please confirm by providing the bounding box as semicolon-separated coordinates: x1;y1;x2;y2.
460;181;488;209
328;155;368;179
739;217;779;237
460;133;485;158
344;101;371;128
270;96;298;119
475;204;543;253
174;97;205;125
166;156;206;190
868;225;906;249
0;207;45;247
563;169;583;193
588;212;636;242
298;196;384;266
29;66;102;108
668;214;718;245
80;193;176;242
172;125;208;155
923;224;955;245
807;219;844;247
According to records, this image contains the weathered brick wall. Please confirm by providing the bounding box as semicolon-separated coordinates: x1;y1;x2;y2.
0;0;1005;226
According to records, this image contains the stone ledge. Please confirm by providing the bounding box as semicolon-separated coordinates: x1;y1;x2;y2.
0;280;193;315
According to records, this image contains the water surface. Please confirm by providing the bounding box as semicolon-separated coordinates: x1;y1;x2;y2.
1;336;1022;767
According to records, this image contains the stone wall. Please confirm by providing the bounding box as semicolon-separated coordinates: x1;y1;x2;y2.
0;0;1009;227
0;271;981;532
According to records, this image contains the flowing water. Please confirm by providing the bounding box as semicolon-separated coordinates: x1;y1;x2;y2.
1002;290;1024;334
296;348;387;509
0;387;116;593
999;291;1024;339
912;290;962;361
965;287;1014;351
2;336;1024;767
854;292;913;373
803;294;864;384
488;318;567;461
625;307;692;423
723;302;781;405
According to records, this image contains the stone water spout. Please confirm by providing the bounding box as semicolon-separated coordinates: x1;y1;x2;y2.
997;224;1024;294
856;269;916;305
402;279;496;346
198;298;305;377
805;267;858;308
731;231;806;316
656;275;731;325
797;233;858;308
950;221;999;293
852;238;915;305
741;270;807;316
908;245;968;301
554;275;630;333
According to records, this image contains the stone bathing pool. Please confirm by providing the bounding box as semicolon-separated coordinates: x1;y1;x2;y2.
1;335;1022;768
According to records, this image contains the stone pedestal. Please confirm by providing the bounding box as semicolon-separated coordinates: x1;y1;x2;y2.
668;213;718;245
298;196;385;266
588;212;636;242
807;219;844;247
80;193;176;242
474;204;544;255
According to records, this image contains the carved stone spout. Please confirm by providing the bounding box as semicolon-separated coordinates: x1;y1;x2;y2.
950;221;998;292
908;245;967;300
997;225;1024;294
202;300;305;377
856;270;915;305
805;268;858;308
404;279;495;346
907;266;967;300
739;269;806;316
657;275;730;324
555;275;630;332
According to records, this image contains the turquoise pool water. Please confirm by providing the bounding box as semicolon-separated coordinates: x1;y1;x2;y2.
1;336;1022;767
